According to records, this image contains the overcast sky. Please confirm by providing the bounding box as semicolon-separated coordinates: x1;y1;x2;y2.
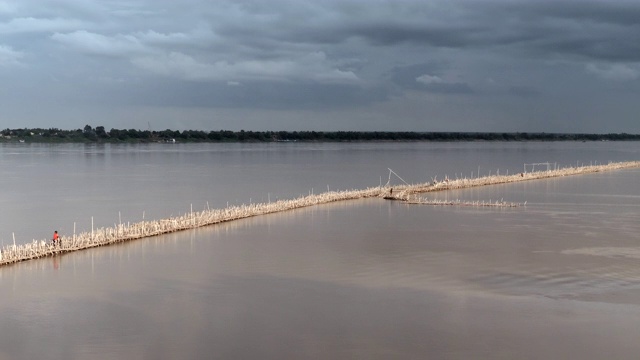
1;0;639;132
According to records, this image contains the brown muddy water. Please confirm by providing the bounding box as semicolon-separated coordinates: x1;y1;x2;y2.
1;143;640;359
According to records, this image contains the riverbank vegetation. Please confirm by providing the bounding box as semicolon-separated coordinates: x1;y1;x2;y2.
2;126;639;143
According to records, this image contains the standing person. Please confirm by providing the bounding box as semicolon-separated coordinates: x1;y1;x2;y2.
52;230;59;246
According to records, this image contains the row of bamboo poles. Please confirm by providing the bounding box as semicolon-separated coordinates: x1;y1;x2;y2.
405;197;523;207
1;160;638;266
393;160;640;197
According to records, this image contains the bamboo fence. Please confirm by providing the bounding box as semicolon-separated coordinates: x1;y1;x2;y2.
405;197;523;208
1;160;638;266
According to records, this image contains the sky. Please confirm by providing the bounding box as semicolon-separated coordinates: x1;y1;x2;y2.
1;0;639;132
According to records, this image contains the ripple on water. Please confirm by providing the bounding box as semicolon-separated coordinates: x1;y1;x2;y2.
469;248;640;301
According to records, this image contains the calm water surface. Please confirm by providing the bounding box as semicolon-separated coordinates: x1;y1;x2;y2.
1;142;640;359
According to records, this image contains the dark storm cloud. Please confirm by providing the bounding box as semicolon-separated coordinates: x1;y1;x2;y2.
1;0;640;131
256;0;640;64
521;0;640;26
508;86;540;98
95;78;388;110
39;0;640;78
480;1;640;62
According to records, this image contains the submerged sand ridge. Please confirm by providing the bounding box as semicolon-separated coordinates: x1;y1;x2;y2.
1;160;639;266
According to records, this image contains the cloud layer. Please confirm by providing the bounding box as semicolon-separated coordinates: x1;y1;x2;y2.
1;0;639;132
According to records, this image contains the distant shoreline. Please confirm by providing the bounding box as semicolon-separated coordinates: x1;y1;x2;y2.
1;128;640;143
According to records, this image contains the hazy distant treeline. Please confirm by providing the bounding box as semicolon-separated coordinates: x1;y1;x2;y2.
1;125;639;143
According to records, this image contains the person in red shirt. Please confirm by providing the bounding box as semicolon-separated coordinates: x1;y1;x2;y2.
52;231;59;246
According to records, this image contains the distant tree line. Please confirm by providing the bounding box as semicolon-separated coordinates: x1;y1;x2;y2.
1;126;640;143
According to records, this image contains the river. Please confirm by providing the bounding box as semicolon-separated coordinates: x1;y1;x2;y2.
1;141;639;359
